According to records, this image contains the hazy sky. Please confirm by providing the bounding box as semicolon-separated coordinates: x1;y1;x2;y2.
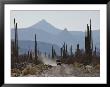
10;10;100;31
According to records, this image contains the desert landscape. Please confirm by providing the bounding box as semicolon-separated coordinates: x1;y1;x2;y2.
11;11;100;77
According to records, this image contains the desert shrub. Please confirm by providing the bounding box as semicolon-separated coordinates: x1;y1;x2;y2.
21;64;51;76
11;73;19;77
83;65;93;73
11;68;21;77
94;64;100;70
22;65;37;75
74;62;81;67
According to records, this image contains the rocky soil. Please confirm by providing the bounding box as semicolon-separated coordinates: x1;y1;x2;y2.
11;63;100;77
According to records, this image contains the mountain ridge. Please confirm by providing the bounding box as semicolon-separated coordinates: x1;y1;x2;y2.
11;19;100;54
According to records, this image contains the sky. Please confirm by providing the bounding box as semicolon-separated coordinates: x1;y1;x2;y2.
10;10;100;31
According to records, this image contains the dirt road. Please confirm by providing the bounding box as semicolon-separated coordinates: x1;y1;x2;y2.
30;64;100;77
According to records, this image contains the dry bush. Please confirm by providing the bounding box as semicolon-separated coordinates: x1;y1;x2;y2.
73;62;81;67
22;65;37;75
21;64;51;76
94;64;100;70
85;65;93;73
11;73;18;77
11;68;21;77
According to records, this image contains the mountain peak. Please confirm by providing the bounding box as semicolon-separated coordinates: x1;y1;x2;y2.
40;19;47;23
29;19;61;35
64;28;68;31
38;19;49;25
62;28;69;33
29;19;50;29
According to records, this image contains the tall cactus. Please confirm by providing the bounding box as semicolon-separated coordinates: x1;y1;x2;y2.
35;34;37;62
85;19;93;56
66;44;68;56
70;45;73;56
52;45;54;58
94;46;96;56
62;42;68;58
27;51;32;63
85;19;93;64
16;23;18;58
76;44;80;57
27;51;30;63
60;47;62;57
77;44;79;51
14;18;19;64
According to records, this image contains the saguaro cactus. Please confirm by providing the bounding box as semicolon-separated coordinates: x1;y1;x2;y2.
70;45;73;56
35;34;38;63
85;19;93;64
14;18;19;64
16;23;18;58
60;47;62;57
85;19;93;56
94;46;96;56
52;45;54;58
75;44;80;57
66;44;68;56
62;42;69;58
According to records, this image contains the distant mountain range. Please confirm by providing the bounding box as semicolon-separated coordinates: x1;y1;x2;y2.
17;40;60;55
11;19;100;55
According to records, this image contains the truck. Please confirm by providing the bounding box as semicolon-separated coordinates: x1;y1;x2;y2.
56;59;61;65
